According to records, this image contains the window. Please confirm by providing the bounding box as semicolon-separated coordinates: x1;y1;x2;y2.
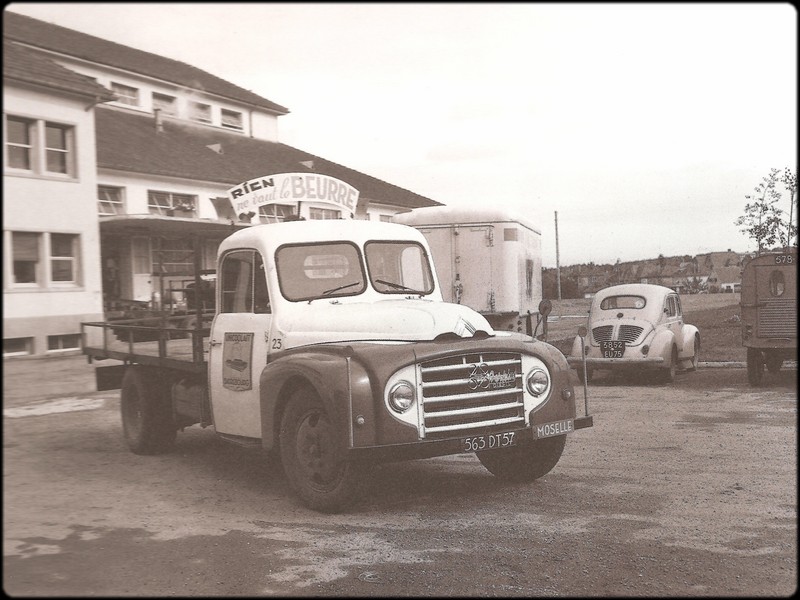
6;116;33;169
111;82;139;106
50;233;78;283
258;204;294;224
153;237;194;275
379;215;393;223
147;191;197;216
276;242;366;301
221;109;243;130
365;241;434;295
152;92;177;116
309;207;341;220
4;337;33;357
600;295;646;310
4;115;75;177
47;334;81;352
219;250;270;313
190;102;211;123
12;232;41;284
665;296;678;317
769;271;785;296
98;185;125;215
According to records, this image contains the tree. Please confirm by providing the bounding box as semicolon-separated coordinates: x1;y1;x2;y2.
734;168;784;254
781;167;797;247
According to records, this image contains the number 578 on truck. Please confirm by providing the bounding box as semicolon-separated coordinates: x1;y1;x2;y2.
82;181;592;512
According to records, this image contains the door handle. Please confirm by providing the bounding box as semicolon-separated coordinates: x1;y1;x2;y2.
210;340;222;346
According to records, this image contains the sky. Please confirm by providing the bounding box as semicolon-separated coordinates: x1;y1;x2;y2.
6;2;798;267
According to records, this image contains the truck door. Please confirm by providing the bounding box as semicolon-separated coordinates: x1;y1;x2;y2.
460;225;494;312
208;249;272;438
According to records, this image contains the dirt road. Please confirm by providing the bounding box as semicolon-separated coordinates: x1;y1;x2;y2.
3;367;796;596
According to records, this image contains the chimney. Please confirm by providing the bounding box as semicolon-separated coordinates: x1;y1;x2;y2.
154;108;164;133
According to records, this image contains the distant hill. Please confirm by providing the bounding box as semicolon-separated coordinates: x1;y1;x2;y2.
543;249;754;299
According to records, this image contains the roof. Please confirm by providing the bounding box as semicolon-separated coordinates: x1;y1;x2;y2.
3;10;288;114
3;39;116;101
392;205;541;234
95;107;440;209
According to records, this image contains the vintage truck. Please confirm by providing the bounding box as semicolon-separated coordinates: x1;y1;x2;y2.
82;218;593;512
740;248;797;385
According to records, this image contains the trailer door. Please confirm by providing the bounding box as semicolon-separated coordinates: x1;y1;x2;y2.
208;249;272;438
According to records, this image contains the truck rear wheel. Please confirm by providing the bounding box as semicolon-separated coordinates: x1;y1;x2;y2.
120;366;176;455
279;386;361;513
747;348;764;386
477;435;566;482
765;353;783;374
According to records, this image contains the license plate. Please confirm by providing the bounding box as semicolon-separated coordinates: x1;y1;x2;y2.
600;340;625;358
532;419;575;440
462;431;518;453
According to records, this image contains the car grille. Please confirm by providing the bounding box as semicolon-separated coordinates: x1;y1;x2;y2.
618;325;644;344
419;352;525;440
592;325;613;343
758;298;797;338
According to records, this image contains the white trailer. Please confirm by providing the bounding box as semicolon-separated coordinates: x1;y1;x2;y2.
393;206;543;333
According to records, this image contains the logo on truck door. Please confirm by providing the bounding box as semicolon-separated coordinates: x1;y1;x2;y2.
222;332;253;391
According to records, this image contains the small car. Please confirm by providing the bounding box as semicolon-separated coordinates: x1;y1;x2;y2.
567;284;700;383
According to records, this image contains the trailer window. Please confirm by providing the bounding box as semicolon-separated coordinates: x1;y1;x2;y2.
769;271;785;296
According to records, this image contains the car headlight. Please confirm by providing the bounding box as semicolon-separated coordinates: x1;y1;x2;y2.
388;380;415;413
525;368;549;397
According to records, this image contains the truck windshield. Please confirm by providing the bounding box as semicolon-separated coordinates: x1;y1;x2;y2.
275;242;367;301
365;241;434;295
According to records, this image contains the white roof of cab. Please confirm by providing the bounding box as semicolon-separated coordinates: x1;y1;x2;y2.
594;283;675;302
218;219;428;256
393;205;540;235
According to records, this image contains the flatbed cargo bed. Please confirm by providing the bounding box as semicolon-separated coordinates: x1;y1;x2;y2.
81;317;210;375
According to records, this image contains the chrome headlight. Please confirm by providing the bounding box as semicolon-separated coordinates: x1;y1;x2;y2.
388;380;415;413
525;368;549;397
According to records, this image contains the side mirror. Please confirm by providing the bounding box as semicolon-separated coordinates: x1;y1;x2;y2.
538;299;552;318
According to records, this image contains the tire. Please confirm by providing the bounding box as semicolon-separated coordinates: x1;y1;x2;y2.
279;385;362;513
688;335;700;372
765;353;783;374
747;348;764;386
120;366;176;455
477;435;567;482
661;347;678;383
576;366;593;384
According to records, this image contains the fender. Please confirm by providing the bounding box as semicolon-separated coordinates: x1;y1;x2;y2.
678;324;700;359
650;328;677;363
259;348;352;452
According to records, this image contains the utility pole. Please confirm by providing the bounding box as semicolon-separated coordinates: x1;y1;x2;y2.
555;210;562;300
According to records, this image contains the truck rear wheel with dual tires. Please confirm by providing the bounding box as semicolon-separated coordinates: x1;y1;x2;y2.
120;366;176;454
477;435;566;482
279;385;363;513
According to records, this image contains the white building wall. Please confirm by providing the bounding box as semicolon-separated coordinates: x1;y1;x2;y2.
3;85;104;355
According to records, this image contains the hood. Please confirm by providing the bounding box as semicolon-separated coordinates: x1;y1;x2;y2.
277;299;495;347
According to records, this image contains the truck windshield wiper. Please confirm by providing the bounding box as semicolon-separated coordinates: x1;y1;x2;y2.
375;279;422;293
320;281;361;297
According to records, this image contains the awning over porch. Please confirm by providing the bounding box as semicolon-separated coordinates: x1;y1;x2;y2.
98;214;251;236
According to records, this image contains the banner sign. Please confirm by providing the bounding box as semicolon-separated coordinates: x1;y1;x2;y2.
227;172;359;218
222;332;253;391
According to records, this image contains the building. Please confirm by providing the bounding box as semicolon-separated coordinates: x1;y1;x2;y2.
3;11;440;357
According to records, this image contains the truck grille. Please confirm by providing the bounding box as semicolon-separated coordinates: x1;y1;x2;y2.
618;325;644;344
592;325;613;343
419;352;525;440
758;298;797;338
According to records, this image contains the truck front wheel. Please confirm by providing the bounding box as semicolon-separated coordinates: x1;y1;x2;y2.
477;435;567;482
120;366;176;455
279;386;361;513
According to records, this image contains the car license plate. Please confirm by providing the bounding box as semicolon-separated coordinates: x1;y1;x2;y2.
600;340;625;358
462;431;518;453
532;419;574;440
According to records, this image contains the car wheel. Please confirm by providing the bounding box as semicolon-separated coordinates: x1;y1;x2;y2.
746;348;764;386
688;335;700;372
477;435;567;482
120;366;176;455
279;385;362;513
765;353;783;374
